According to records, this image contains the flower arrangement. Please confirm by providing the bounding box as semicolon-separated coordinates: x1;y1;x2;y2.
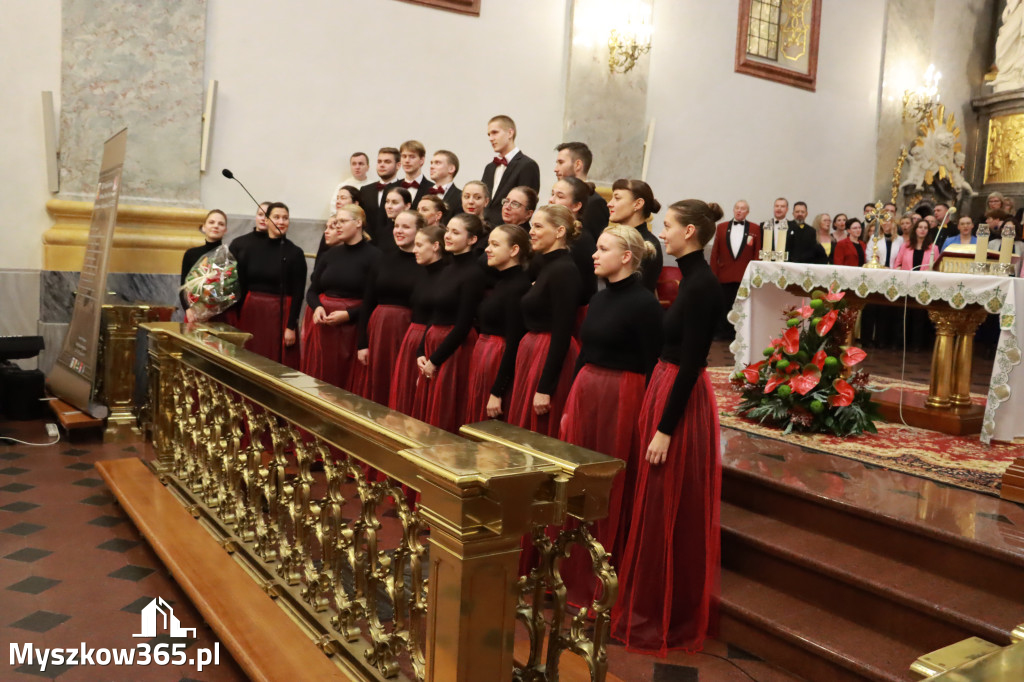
733;288;880;436
180;244;240;321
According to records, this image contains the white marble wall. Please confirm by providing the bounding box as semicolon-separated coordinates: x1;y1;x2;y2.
58;0;206;206
874;0;998;206
563;0;653;183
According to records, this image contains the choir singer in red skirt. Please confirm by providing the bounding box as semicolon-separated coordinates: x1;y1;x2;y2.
506;204;581;437
612;199;725;656
301;205;379;390
235;202;306;369
558;224;663;609
464;224;532;424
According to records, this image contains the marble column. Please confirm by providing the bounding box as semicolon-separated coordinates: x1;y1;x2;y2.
873;0;997;208
564;0;653;184
58;0;206;207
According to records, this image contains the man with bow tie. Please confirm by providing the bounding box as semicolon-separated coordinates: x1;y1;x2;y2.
428;149;462;217
710;200;760;339
359;147;400;242
481;115;540;227
389;140;434;210
762;197;817;263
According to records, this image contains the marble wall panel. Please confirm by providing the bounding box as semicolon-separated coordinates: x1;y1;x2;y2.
58;0;206;206
41;271;184;324
564;0;653;184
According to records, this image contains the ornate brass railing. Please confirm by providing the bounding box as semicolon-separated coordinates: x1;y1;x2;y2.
139;322;623;682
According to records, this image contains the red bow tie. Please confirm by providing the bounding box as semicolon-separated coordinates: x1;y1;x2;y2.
402;180;420;189
375;181;389;191
493;156;508;167
429;185;445;195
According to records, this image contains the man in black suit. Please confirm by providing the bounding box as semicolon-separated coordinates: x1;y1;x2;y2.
554;141;609;240
391;140;434;209
482;115;540;226
428;149;462;217
359;147;400;241
761;197;816;263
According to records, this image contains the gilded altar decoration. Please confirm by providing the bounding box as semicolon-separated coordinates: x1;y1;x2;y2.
780;0;810;61
900;105;972;201
736;0;820;91
734;289;881;437
984;112;1024;185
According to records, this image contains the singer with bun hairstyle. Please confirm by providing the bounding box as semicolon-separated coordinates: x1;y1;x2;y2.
461;180;491;228
612;199;725;656
558;224;663;608
507;204;582;437
180;209;228;323
607;179;664;293
356;210;423;404
549;177;598;305
417;214;488;432
417;194;447;228
235;202;307;369
389;223;446;419
301;205;379;390
464;224;532;423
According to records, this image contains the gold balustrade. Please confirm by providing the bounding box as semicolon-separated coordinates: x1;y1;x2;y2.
137;321;623;682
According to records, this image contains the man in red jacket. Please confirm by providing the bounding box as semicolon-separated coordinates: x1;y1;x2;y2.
710;200;761;340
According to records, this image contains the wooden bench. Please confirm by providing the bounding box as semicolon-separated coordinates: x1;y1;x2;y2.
48;397;103;432
95;457;353;682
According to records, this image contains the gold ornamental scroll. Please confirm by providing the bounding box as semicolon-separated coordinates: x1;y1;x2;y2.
984;112;1024;185
47;128;128;419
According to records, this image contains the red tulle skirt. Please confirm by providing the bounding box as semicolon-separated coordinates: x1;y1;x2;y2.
300;296;361;390
463;334;506;424
389;323;428;418
422;325;478;433
506;332;579;437
611;362;721;655
237;291;300;370
557;365;647;608
356;305;412;404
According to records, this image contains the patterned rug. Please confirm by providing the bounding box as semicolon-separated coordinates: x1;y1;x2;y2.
709;367;1024;495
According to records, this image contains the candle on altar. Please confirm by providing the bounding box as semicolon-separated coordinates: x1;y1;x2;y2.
976;225;990;263
763;223;773;252
1000;224;1015;264
775;225;787;254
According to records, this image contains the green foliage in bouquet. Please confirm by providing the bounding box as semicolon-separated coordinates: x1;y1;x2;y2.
732;289;881;436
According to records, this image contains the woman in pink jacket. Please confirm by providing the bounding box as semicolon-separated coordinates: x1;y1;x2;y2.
892;218;940;271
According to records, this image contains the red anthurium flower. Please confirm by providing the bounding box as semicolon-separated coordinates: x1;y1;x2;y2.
771;337;783;348
800;305;814;319
790;365;821;395
825;290;845;302
830;378;855;407
841;346;867;367
812;350;826;371
765;374;787;393
782;326;801;354
742;360;765;383
816;309;838;335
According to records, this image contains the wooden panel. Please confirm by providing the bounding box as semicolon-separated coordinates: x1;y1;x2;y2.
95;457;353;682
395;0;480;16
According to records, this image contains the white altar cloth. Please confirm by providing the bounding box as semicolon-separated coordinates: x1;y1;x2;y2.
729;262;1024;444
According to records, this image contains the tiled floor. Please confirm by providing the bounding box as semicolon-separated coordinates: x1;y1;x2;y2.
0;339;1008;682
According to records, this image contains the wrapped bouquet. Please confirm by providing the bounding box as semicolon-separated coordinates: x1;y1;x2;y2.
180;244;240;321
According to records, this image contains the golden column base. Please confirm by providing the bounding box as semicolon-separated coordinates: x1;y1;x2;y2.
950;309;989;408
44;199;208;274
926;310;958;409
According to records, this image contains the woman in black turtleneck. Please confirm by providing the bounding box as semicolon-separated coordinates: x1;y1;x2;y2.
300;205;380;390
464;224;532;424
506;204;582;437
417;214;488;433
354;210;423;404
389;223;445;419
235;202;307;370
607;179;664;293
612;199;725;656
558;224;663;609
179;209;228;322
549;177;599;337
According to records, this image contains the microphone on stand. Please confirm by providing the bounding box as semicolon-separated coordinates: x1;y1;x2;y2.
221;168;263;211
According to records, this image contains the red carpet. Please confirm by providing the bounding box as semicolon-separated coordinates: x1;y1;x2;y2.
709;367;1024;495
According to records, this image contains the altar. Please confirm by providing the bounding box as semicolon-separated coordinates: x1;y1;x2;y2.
729;262;1024;445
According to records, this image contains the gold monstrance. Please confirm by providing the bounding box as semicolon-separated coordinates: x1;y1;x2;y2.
863;201;893;269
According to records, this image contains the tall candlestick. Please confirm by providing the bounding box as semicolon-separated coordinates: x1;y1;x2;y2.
763;223;772;252
976;225;990;263
1000;224;1015;265
775;225;787;255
